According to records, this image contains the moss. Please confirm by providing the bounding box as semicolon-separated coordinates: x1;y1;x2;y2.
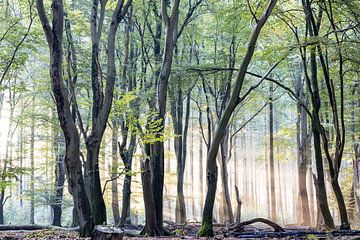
197;221;214;237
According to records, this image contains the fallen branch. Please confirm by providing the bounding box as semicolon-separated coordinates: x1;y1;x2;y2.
229;218;285;232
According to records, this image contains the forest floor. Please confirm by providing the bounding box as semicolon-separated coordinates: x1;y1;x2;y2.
1;223;360;239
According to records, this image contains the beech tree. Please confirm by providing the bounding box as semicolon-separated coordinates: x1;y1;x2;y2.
198;0;278;236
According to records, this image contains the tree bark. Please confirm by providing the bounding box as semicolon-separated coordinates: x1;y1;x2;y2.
295;65;311;225
51;131;65;226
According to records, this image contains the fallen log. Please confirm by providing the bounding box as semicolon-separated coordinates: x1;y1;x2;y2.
0;224;78;231
229;218;285;232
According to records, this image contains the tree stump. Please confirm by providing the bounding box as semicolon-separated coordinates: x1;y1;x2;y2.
92;226;124;240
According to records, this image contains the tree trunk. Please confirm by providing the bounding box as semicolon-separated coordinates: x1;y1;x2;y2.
19;122;24;207
199;120;204;210
269;83;276;222
30;100;35;224
171;89;186;223
308;46;335;229
141;158;159;236
51;132;65;226
120;132;137;225
235;185;242;223
220;129;234;223
111;124;120;225
295;65;311;226
86;142;106;225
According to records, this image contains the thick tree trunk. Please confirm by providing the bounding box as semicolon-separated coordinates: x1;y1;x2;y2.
71;207;79;228
51;133;65;226
86;142;106;225
141;158;160;236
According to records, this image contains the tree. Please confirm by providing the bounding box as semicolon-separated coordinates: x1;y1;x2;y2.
85;0;132;225
198;0;278;236
36;0;93;235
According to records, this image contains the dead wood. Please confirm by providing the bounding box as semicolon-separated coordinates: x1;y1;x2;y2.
229;217;285;232
0;225;78;231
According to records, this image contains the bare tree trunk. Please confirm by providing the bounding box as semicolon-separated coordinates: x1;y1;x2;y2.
295;65;311;225
199;118;204;210
141;157;159;236
51;130;65;226
30;99;35;224
220;129;234;223
111;124;120;224
19;117;24;207
269;83;276;222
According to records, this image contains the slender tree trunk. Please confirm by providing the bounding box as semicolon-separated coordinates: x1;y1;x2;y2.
30;100;35;224
171;89;186;223
296;66;311;225
111;123;120;224
199;122;204;210
307;41;335;229
120;132;137;225
19;118;24;207
220;129;234;223
269;83;276;222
